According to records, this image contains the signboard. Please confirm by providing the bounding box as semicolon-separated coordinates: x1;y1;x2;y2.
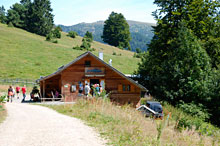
85;67;105;75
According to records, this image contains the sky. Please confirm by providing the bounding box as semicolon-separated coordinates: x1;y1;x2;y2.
1;0;157;26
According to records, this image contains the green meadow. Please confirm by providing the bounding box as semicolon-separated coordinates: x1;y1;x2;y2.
0;23;140;79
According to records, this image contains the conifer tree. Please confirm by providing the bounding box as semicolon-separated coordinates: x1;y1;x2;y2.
0;5;7;24
7;3;28;28
102;12;131;49
84;31;93;42
27;0;54;36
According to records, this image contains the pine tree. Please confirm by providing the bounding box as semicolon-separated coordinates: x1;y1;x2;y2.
102;12;131;49
7;3;28;28
27;0;54;36
0;5;7;24
83;31;93;42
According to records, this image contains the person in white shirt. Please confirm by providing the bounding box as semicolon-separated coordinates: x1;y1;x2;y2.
84;83;90;97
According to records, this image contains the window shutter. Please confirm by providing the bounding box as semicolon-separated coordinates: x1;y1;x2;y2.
131;85;135;92
118;84;122;92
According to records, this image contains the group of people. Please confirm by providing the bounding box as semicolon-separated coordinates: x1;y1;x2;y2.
7;85;26;102
84;83;103;97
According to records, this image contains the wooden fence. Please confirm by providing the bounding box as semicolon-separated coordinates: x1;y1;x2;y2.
0;78;37;86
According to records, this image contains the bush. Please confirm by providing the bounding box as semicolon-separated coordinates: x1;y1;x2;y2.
67;31;78;38
178;101;210;121
176;117;193;131
140;98;147;105
133;52;143;58
46;33;52;41
53;27;61;38
84;31;93;42
87;47;95;52
80;39;91;49
112;52;116;55
0;95;6;103
8;22;14;27
52;40;58;43
73;45;83;50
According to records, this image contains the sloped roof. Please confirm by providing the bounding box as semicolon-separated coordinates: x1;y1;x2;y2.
39;51;147;91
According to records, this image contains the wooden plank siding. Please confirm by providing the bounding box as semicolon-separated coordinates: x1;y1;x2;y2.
39;52;145;106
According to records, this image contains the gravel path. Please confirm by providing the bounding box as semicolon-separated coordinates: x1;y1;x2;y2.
0;101;107;146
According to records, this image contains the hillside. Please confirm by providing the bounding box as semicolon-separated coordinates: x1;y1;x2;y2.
0;23;140;79
59;20;155;52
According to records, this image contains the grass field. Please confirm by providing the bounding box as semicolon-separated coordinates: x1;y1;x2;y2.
42;99;218;146
0;23;140;79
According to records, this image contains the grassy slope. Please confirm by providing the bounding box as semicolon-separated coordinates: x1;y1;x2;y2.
43;99;218;146
0;23;140;79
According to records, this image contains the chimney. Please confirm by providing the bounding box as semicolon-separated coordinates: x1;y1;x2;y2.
109;59;112;66
99;51;103;60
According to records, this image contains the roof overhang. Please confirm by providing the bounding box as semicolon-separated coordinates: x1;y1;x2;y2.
38;51;147;91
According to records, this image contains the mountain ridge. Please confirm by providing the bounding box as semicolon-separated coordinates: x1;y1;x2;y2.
59;20;155;51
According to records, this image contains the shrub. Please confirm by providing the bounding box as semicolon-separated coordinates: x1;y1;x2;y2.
112;51;116;55
0;95;6;103
73;45;83;50
52;40;58;43
178;101;210;121
176;117;193;131
46;33;52;41
87;47;95;52
67;31;78;38
140;98;147;105
133;52;143;58
8;22;14;27
80;39;91;50
84;31;93;42
53;27;61;38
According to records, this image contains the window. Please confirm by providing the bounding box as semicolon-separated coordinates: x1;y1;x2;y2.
85;60;91;67
122;85;130;91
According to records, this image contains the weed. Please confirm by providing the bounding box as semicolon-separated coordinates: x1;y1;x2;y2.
0;95;6;103
40;98;217;146
0;103;7;123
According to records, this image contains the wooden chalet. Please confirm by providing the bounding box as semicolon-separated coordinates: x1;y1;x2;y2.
38;51;146;106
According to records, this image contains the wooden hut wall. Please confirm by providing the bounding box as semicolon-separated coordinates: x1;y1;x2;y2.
42;75;61;98
60;54;141;104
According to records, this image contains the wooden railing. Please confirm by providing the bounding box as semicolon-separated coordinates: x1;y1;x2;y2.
0;78;37;86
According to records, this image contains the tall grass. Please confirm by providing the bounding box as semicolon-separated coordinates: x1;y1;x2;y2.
0;94;7;124
43;98;217;146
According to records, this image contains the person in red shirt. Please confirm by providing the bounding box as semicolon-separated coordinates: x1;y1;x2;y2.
21;85;26;102
16;86;20;99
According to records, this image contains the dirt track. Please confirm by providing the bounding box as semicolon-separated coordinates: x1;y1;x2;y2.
0;102;106;146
